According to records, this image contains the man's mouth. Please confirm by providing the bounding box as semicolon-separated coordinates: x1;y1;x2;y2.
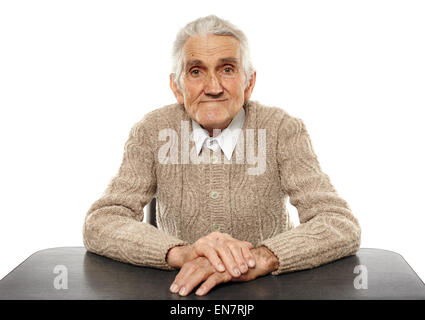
200;99;227;103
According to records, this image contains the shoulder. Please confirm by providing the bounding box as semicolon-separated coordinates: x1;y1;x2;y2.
248;100;305;136
136;103;185;126
129;103;185;135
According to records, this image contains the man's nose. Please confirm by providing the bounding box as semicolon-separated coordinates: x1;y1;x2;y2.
204;73;223;95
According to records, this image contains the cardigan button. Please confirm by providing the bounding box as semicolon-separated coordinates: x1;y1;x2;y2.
210;190;219;199
210;155;219;164
212;223;221;231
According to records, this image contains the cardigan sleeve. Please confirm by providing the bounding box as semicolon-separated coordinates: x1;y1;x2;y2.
258;114;361;275
82;115;189;270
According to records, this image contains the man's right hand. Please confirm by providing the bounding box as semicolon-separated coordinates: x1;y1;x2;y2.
166;232;256;277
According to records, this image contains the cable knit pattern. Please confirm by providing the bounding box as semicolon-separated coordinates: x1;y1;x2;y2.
82;100;361;275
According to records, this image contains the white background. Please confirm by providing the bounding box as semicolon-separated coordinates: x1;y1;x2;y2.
1;0;424;284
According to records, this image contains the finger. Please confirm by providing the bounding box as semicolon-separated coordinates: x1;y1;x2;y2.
241;246;256;268
199;244;226;272
242;241;254;249
170;258;215;296
220;232;233;240
216;244;241;277
227;243;248;274
177;266;214;296
207;231;223;241
230;272;250;282
196;272;232;296
170;263;194;293
193;242;225;272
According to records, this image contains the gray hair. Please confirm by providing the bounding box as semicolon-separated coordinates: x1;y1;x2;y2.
171;15;255;91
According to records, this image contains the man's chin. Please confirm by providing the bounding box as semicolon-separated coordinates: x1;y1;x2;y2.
197;116;223;127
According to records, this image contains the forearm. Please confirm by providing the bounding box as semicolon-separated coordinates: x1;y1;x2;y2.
84;208;188;270
259;212;361;275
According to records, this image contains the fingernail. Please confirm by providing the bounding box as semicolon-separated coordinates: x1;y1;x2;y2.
233;268;241;276
170;284;178;293
240;264;248;273
179;287;186;296
248;259;255;268
218;264;225;272
196;288;205;295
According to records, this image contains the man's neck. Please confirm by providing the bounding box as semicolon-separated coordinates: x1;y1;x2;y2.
200;121;231;137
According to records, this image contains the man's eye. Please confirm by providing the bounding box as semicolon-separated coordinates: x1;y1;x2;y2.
223;67;234;73
190;69;200;76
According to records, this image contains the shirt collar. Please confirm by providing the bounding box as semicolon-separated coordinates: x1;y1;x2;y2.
192;107;245;161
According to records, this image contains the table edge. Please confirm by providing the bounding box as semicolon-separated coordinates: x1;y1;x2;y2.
1;246;422;285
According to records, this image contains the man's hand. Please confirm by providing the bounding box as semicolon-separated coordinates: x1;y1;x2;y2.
166;232;256;278
231;246;279;282
169;246;279;296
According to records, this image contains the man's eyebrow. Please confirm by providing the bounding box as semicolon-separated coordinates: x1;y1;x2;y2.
185;57;239;69
218;57;239;65
185;59;204;69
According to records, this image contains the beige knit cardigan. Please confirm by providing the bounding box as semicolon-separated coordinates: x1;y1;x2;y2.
82;100;361;275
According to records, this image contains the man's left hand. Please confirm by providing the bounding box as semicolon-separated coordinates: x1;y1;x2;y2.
169;246;279;296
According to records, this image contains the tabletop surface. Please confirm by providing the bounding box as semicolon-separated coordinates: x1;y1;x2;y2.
0;247;424;300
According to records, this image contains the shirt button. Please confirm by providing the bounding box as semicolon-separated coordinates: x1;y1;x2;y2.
212;223;221;231
210;155;218;164
210;190;219;199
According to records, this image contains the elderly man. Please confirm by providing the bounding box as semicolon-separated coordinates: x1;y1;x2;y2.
83;15;361;296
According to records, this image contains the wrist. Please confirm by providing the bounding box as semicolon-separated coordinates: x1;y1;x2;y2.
254;246;279;272
166;245;190;268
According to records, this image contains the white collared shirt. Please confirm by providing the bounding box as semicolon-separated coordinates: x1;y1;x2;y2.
192;107;245;161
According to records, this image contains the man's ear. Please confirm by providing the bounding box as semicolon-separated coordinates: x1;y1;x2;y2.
169;73;185;105
244;71;256;101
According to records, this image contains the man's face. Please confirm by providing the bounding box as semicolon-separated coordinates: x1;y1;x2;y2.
170;34;256;135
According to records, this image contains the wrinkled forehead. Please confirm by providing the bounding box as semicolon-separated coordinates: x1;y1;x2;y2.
182;34;241;67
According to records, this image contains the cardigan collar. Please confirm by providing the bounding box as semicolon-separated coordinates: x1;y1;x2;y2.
191;107;245;161
178;100;256;161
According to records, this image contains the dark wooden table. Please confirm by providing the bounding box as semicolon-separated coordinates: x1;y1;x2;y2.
0;247;424;300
